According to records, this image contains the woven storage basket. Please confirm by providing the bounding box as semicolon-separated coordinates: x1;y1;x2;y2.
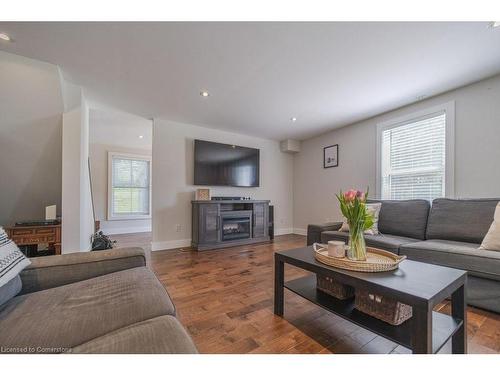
316;274;354;300
355;290;412;325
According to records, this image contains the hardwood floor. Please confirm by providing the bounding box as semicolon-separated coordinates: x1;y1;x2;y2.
111;232;500;354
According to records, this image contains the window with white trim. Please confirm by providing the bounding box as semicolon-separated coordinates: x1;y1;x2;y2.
377;103;454;201
108;152;151;220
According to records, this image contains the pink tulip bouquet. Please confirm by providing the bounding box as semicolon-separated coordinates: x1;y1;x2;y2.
335;188;374;261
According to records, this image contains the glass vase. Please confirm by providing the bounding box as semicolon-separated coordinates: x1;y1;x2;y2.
347;221;367;261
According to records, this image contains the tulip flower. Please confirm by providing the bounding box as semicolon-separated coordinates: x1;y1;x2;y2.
356;190;367;202
344;189;357;202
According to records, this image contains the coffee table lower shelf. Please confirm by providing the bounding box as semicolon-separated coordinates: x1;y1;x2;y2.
284;275;463;354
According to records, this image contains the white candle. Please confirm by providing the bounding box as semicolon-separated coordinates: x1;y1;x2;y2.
328;240;346;258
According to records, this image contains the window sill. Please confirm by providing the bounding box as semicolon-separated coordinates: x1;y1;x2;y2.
107;215;152;221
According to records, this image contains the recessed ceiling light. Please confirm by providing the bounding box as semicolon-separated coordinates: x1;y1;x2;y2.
200;91;210;97
138;135;144;139
291;117;297;122
0;33;11;41
491;22;500;28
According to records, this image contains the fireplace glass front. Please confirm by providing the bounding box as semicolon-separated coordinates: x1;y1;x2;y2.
221;217;251;241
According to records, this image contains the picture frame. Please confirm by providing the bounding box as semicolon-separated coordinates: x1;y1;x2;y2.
195;188;211;201
323;144;339;168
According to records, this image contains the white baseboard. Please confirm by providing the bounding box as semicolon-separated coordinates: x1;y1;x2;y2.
274;227;294;235
151;228;306;251
151;238;192;251
102;226;152;235
293;228;307;236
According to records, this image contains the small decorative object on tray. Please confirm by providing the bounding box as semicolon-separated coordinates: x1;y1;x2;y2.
335;188;374;261
327;240;346;258
313;243;406;272
317;274;354;300
355;290;413;325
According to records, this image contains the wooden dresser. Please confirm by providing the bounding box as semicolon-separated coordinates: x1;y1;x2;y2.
5;224;61;255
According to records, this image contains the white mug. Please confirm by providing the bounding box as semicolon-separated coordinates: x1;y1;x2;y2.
328;240;346;258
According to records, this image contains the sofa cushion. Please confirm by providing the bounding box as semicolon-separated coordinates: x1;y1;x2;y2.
320;231;418;254
467;276;500;313
68;315;197;354
426;198;499;243
0;267;176;351
362;234;419;254
399;240;500;281
368;199;430;240
19;247;146;295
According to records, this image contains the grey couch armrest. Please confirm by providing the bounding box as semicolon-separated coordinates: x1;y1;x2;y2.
307;222;343;245
19;247;146;295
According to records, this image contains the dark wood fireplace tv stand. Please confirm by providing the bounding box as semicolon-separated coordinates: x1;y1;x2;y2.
191;200;270;250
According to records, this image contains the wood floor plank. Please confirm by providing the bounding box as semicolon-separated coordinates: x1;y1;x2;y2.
111;232;500;354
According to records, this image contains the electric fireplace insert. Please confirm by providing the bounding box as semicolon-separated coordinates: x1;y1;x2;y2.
221;211;252;241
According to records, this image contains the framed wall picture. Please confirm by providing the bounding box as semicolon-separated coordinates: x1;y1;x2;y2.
195;188;211;201
324;144;339;168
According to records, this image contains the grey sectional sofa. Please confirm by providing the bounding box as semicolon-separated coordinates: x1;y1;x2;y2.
307;198;500;313
0;247;197;354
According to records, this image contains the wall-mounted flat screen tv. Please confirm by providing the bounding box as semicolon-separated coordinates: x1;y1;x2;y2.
194;139;260;187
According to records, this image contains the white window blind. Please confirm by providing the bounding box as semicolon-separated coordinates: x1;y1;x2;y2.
110;155;150;218
380;112;446;201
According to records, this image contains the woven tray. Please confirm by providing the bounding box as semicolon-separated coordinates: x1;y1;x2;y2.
313;243;406;272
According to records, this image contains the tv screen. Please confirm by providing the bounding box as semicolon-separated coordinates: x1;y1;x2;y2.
194;140;260;187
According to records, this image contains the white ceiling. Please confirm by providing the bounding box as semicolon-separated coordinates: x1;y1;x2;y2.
1;22;500;140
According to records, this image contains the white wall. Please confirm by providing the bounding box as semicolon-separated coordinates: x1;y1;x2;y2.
0;51;63;226
293;74;500;233
89;108;152;235
0;51;94;252
80;99;94;250
152;119;294;250
61;95;94;253
61;107;82;252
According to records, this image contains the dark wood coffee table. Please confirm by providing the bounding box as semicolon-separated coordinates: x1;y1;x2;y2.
274;246;467;354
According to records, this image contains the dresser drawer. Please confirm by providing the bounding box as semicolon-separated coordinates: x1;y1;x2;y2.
35;228;56;235
12;235;55;244
13;236;42;244
11;228;35;236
